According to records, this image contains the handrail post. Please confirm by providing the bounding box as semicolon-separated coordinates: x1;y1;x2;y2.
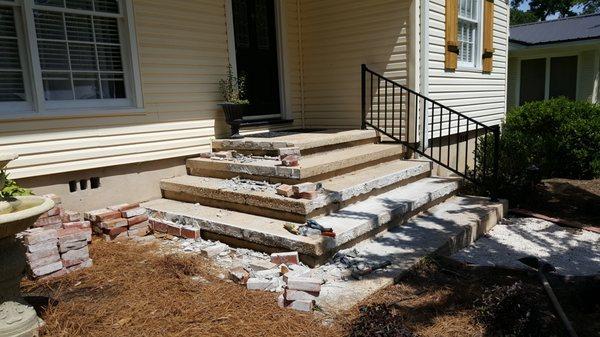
491;124;500;201
361;64;367;130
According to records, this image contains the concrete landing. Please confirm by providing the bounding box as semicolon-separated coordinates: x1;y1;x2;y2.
187;143;404;183
143;177;459;265
212;129;379;155
161;159;431;223
317;196;508;312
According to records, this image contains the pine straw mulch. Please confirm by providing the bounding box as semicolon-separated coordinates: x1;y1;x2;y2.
22;241;600;337
22;240;341;337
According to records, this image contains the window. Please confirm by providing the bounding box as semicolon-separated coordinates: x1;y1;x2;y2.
519;58;546;105
0;0;140;115
457;0;480;67
549;56;577;100
519;56;579;105
0;4;27;103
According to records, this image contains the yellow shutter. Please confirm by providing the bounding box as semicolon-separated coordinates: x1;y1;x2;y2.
445;0;459;70
482;0;495;73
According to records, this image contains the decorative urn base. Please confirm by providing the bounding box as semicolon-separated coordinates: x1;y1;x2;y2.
219;103;247;139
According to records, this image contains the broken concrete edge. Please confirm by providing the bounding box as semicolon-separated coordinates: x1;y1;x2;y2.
315;197;508;313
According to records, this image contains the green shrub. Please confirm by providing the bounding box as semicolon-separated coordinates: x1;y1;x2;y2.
474;98;600;199
0;170;31;200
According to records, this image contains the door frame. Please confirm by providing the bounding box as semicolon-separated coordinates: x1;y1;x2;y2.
225;0;293;121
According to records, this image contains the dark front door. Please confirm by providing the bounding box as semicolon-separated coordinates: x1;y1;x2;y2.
232;0;281;117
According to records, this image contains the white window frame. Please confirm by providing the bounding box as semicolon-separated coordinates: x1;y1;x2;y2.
457;0;483;69
0;0;143;119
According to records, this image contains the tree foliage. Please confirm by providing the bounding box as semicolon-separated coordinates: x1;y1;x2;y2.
510;0;600;26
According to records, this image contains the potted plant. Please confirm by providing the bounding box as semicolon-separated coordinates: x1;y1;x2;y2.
219;66;249;139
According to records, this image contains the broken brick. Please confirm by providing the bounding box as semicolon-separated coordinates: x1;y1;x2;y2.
33;215;62;228
287;299;314;312
281;155;299;167
62;221;91;230
299;191;318;200
61;246;90;268
61;210;82;223
108;202;140;212
201;243;228;258
286;277;322;292
228;266;250;285
126;214;148;226
292;182;316;194
270;252;299;265
84;208;121;223
100;218;128;229
284;289;319;301
22;228;58;246
276;184;294;197
121;207;146;218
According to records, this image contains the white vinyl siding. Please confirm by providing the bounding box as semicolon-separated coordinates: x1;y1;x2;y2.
427;0;509;130
300;0;411;129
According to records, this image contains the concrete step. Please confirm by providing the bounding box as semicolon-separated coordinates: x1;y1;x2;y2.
187;143;405;184
143;177;459;266
317;196;508;312
212;129;379;155
161;160;432;223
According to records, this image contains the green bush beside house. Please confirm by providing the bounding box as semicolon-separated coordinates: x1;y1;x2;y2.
474;98;600;200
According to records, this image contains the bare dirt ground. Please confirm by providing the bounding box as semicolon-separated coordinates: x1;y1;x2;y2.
23;241;600;337
524;178;600;227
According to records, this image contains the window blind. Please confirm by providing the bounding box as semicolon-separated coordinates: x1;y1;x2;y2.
0;5;26;102
33;4;126;101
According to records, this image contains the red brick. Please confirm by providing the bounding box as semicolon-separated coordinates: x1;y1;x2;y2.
167;223;182;237
85;208;121;222
102;226;127;236
299;191;318;200
62;221;91;230
120;207;145;219
149;219;168;233
100;218;128;229
127;214;148;226
22;228;58;245
61;211;82;223
181;226;200;240
33;215;62;228
108;202;140;212
270;252;299;265
57;227;92;244
47;206;63;217
281;155;299;167
276;184;294;197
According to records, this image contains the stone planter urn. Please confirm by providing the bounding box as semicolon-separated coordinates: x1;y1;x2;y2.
0;153;54;337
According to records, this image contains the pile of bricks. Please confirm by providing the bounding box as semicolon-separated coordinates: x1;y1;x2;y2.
21;194;93;279
147;218;201;240
239;251;322;312
84;203;151;242
276;182;320;200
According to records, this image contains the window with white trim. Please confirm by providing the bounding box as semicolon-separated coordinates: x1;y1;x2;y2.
0;0;139;115
457;0;481;67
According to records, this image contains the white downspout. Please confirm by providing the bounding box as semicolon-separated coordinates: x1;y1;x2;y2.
297;0;306;129
420;0;430;147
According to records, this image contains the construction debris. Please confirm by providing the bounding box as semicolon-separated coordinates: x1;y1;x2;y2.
85;203;151;242
19;194;93;279
281;155;299;167
271;252;299;265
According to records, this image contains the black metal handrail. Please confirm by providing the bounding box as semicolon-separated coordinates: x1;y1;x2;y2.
361;64;499;195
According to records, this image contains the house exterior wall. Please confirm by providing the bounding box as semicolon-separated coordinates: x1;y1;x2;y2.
507;43;600;109
299;0;413;129
2;0;303;181
426;0;509;127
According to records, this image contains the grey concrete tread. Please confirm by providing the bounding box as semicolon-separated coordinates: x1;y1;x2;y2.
143;177;460;260
317;196;508;312
187;143;404;181
212;129;378;153
161;159;431;222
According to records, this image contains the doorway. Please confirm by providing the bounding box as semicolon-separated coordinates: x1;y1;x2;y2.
231;0;281;119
